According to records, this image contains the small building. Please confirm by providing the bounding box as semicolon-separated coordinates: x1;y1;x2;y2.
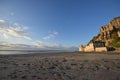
79;41;107;52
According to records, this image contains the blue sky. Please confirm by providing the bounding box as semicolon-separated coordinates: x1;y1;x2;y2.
0;0;120;50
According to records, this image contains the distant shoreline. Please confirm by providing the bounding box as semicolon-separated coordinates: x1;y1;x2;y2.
0;51;120;57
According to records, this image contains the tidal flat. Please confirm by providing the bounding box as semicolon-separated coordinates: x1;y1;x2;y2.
0;52;120;80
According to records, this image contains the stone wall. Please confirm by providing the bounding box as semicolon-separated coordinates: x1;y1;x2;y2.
83;43;95;52
95;47;107;52
79;45;84;52
79;42;107;52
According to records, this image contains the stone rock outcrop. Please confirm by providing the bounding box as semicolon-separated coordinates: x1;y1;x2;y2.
99;17;120;40
110;17;120;28
80;17;120;52
87;16;120;50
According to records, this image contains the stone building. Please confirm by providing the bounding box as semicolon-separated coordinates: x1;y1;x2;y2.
79;41;107;52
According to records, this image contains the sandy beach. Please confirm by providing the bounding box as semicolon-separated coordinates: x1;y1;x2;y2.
0;52;120;80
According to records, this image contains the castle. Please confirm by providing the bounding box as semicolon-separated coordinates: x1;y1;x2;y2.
79;41;107;52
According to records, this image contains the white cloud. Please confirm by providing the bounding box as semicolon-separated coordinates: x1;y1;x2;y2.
43;34;54;40
0;41;35;50
53;31;58;35
49;43;62;48
0;20;31;40
33;40;62;49
0;41;12;49
7;27;32;40
32;40;78;51
0;20;5;23
33;40;46;48
23;36;31;40
13;23;28;30
0;41;78;51
3;33;9;39
43;31;58;40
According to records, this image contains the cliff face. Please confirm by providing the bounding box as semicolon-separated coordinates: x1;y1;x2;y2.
91;17;120;48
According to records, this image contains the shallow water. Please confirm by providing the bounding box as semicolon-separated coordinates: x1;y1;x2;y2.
0;50;71;55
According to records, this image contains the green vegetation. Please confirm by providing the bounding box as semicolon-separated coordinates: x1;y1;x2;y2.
93;34;100;40
112;37;120;48
111;27;119;38
90;34;100;42
110;28;120;48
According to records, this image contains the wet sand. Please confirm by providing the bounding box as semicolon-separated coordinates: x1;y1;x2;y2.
0;52;120;80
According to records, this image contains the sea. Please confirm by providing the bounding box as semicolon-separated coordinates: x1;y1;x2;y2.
0;50;73;55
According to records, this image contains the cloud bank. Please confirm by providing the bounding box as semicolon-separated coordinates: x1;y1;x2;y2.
0;19;77;51
33;40;78;51
0;41;78;51
0;41;34;50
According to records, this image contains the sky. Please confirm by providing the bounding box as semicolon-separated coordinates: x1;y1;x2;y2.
0;0;120;50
